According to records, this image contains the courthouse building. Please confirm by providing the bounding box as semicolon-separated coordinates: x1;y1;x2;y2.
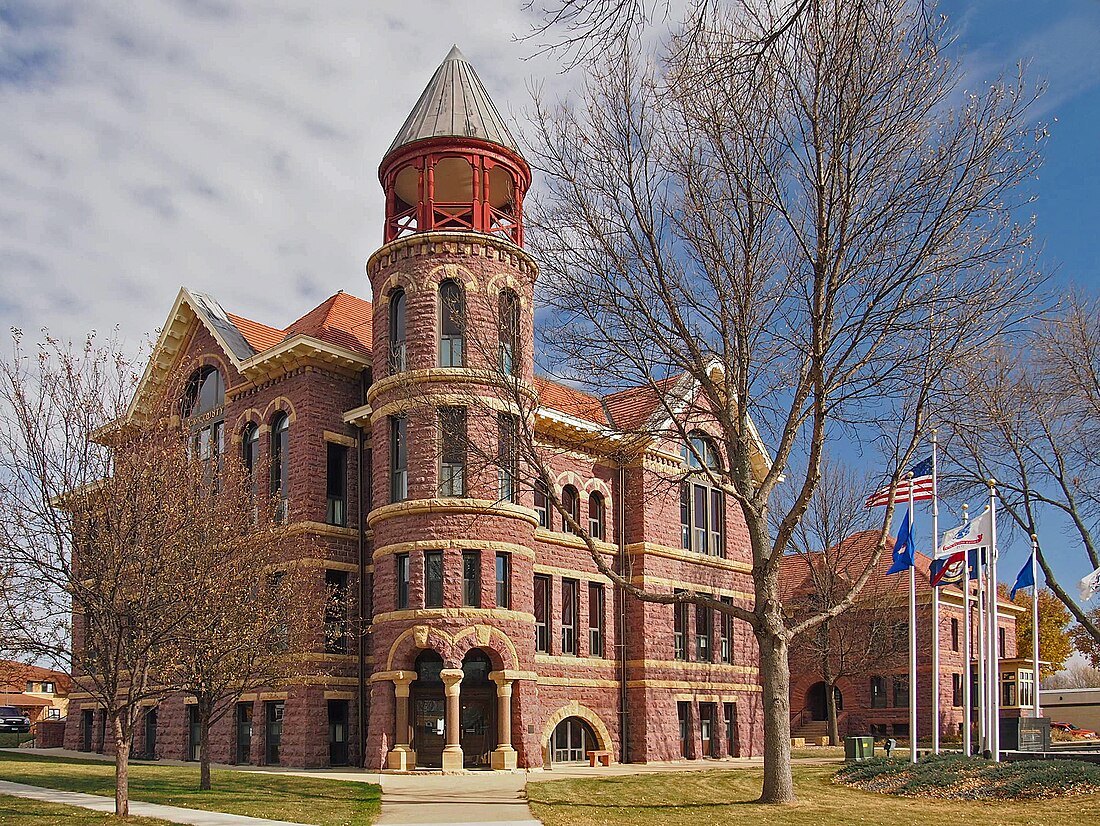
65;47;765;769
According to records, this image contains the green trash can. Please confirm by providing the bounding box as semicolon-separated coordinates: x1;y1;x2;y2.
844;735;874;762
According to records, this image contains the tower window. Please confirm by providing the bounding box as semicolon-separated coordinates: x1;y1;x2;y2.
439;280;465;367
425;551;444;608
498;414;517;503
438;407;467;497
534;481;549;528
534;574;550;653
396;553;410;609
324;570;349;655
462;551;481;608
390;416;407;502
389;289;406;373
495;553;511;609
498;289;520;376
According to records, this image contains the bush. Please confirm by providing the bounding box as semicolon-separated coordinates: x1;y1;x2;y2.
835;753;1100;800
0;733;36;748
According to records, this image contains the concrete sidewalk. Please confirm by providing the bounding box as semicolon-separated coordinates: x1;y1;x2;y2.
377;772;539;826
0;778;311;825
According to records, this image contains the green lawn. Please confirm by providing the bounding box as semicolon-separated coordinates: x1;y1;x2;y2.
0;752;380;826
527;765;1100;826
0;794;177;826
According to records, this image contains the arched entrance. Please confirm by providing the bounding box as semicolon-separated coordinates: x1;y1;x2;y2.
807;681;843;722
411;650;445;768
459;649;497;768
550;717;598;764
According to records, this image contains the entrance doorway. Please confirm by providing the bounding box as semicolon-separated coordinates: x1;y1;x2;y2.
187;705;200;761
81;708;94;752
551;717;598;764
328;699;349;766
808;682;843;722
265;701;284;765
143;708;158;759
459;650;496;768
236;702;253;764
412;651;445;768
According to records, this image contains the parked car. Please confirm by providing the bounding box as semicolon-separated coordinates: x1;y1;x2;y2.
0;706;31;734
1051;721;1098;739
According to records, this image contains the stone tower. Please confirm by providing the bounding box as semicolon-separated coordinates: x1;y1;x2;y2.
364;46;541;771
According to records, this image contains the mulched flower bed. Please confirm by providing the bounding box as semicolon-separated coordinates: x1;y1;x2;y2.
835;754;1100;800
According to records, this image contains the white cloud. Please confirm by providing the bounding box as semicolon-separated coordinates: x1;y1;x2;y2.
0;0;572;349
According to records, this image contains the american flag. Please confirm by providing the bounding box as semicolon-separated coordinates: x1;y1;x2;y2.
866;457;934;508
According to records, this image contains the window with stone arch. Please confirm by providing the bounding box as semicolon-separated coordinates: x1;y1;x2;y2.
241;421;260;503
680;431;725;557
438;279;465;368
182;366;225;488
498;288;520;376
561;485;580;535
588;491;605;541
270;411;289;522
389;287;407;373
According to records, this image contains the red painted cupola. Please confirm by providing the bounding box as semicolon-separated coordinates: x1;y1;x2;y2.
380;45;531;246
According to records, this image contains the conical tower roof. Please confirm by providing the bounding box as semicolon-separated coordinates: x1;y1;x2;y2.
386;45;519;156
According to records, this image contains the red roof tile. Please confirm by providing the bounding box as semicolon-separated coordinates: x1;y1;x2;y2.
603;375;682;430
225;313;284;353
535;376;608;425
283;291;373;356
223;292;374;358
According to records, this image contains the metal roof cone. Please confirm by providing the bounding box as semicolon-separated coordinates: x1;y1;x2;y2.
386;46;520;155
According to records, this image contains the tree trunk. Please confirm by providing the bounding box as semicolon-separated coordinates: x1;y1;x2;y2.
758;628;795;803
112;713;130;817
825;678;839;746
199;704;212;791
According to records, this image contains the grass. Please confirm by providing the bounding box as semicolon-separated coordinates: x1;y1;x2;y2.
0;752;380;826
0;794;177;826
526;765;1100;826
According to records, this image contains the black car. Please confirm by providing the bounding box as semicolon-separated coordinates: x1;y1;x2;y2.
0;706;31;734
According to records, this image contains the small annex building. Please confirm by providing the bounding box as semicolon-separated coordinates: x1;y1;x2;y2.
64;47;767;770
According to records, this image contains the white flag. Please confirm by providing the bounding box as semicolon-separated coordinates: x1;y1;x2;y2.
939;505;992;558
1079;565;1100;603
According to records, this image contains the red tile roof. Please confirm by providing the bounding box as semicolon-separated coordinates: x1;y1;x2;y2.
284;291;373;356
223;292;374;358
603;375;682;430
535;376;608;425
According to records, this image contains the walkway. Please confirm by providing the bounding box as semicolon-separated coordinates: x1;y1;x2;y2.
0;778;310;826
377;772;539;826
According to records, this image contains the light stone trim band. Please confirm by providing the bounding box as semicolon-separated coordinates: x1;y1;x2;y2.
368;497;539;528
374;538;536;561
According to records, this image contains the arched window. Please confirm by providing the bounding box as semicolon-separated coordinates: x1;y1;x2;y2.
439;280;465;367
680;432;725;556
588;492;605;541
389;288;407;373
270;412;289;521
498;289;520;376
561;485;580;534
534;480;549;528
183;366;224;489
242;422;260;502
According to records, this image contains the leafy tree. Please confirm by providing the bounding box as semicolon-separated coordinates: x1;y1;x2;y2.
1000;584;1072;679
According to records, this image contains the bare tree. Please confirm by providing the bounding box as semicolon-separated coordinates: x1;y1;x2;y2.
944;293;1100;654
783;460;904;745
1044;661;1100;690
509;0;1041;802
0;334;322;812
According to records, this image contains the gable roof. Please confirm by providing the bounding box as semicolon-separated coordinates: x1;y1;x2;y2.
387;45;520;156
283;291;373;356
603;375;683;431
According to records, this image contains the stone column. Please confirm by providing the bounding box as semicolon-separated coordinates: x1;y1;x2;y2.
385;672;416;770
489;672;517;770
440;668;464;771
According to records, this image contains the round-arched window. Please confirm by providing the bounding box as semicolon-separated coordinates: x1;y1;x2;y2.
183;366;224;486
681;432;725;557
439;280;465;367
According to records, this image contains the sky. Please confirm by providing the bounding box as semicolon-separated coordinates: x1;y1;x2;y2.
2;1;1099;599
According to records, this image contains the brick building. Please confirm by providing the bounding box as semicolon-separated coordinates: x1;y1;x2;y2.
65;47;764;769
782;530;1024;742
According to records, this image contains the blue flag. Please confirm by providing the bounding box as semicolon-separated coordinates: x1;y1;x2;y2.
886;509;915;575
1010;553;1035;600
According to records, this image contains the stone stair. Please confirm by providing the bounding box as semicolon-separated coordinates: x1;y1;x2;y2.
792;720;830;743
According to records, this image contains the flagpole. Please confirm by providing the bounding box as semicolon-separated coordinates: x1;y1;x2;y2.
975;503;987;754
909;476;918;763
931;432;941;754
1031;534;1040;720
962;502;972;756
989;480;1000;761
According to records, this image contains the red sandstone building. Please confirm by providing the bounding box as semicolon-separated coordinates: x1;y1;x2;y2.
65;47;764;769
783;530;1026;743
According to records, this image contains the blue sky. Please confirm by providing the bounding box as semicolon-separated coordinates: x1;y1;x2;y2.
1;1;1098;603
